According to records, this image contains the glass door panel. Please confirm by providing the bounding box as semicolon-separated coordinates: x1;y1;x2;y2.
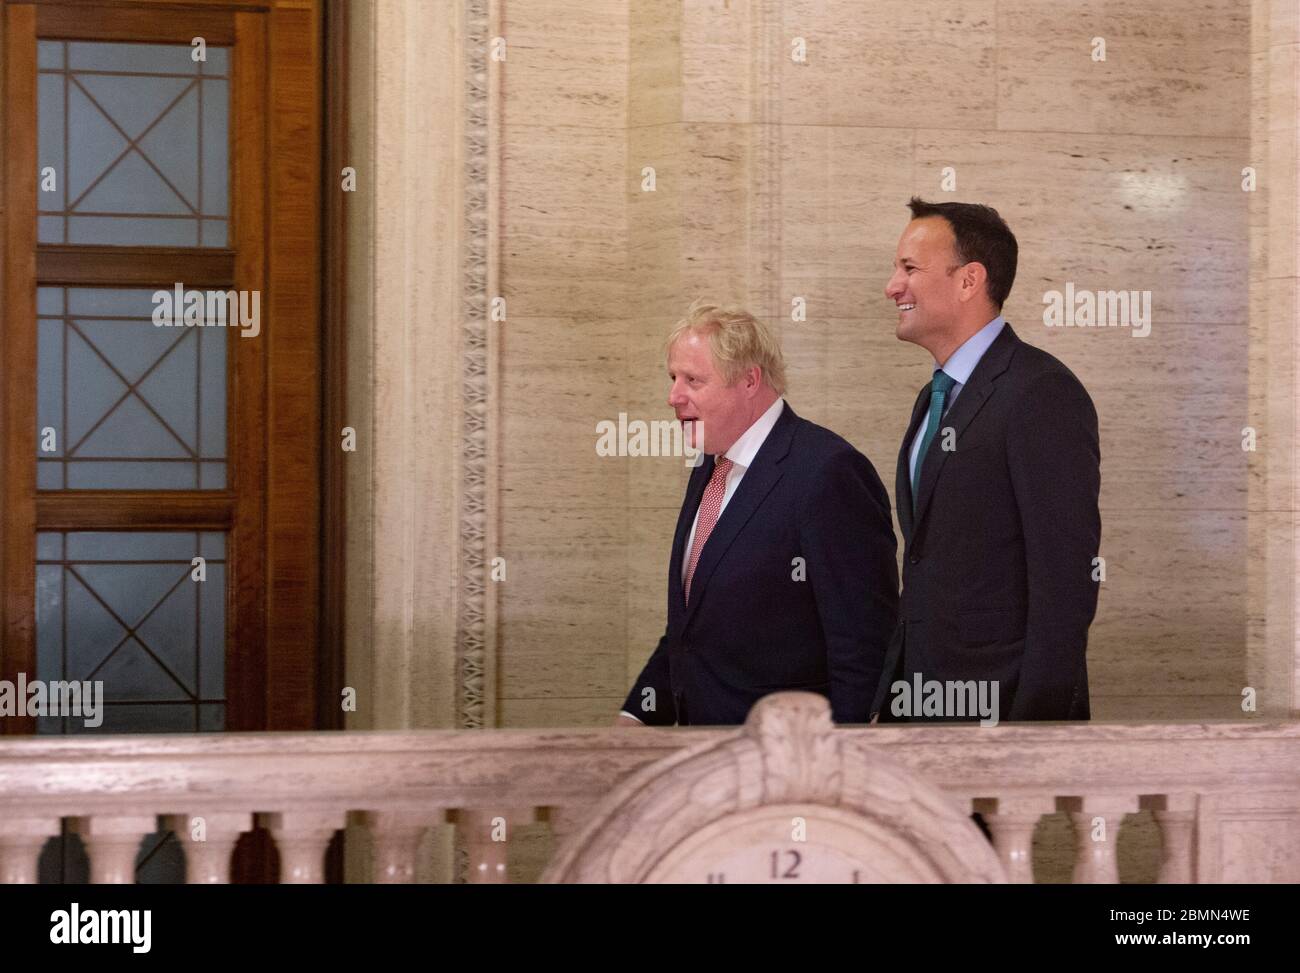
37;40;229;247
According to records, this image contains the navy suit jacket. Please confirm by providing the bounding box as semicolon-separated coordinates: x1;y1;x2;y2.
623;403;899;726
871;324;1101;722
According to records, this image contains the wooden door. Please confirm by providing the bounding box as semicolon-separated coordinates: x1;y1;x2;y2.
0;0;327;880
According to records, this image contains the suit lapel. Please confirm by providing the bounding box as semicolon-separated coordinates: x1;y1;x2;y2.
912;324;1020;529
897;386;929;542
682;404;797;625
670;455;713;612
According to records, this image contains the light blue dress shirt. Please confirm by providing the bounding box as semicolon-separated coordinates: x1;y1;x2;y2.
907;315;1006;485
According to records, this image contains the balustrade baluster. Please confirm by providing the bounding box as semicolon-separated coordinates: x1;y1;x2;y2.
70;815;157;884
1059;796;1138;884
1143;794;1197;884
163;812;251;884
261;811;345;884
362;810;431;883
0;817;61;884
973;796;1054;884
456;808;535;884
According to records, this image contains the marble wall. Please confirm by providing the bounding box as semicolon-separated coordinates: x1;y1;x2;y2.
493;0;632;726
491;0;1284;727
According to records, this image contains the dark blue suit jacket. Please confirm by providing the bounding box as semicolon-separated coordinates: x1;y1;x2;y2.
622;403;899;726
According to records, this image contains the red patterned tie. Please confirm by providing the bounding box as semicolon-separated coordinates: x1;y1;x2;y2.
684;458;734;604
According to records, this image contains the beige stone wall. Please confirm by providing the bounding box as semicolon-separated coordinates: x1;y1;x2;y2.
342;0;1296;884
1261;0;1300;714
667;0;1261;722
491;0;1285;727
494;1;632;726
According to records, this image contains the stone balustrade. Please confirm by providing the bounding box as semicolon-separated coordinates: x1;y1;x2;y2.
0;719;1296;883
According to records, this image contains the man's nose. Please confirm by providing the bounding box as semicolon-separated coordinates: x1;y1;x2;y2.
667;381;686;407
885;273;903;299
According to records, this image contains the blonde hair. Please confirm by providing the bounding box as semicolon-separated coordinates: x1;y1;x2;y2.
665;299;787;396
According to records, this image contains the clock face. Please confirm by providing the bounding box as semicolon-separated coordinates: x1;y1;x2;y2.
644;803;947;884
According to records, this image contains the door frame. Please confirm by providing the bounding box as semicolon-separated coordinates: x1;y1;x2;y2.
0;0;336;736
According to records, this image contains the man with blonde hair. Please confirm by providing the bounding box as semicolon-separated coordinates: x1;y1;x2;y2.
618;300;899;726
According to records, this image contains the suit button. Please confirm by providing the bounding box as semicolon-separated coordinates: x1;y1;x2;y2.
908;554;920;564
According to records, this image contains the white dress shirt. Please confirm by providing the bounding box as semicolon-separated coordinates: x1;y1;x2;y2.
621;396;786;724
680;396;785;579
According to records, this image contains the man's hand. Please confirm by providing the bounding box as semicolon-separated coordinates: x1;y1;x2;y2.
614;713;644;727
869;712;880;725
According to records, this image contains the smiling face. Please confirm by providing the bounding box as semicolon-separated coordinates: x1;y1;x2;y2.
883;216;967;352
666;330;763;456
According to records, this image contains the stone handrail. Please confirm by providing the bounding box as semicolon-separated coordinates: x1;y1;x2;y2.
0;719;1296;883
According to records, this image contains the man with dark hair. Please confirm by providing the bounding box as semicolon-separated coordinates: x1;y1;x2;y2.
872;198;1101;722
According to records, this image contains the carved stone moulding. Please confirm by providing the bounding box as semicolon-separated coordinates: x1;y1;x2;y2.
458;0;493;730
543;692;1007;884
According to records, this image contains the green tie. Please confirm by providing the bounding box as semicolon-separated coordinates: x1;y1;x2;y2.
912;370;956;514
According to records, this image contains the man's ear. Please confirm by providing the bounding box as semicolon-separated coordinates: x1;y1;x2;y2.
959;262;988;304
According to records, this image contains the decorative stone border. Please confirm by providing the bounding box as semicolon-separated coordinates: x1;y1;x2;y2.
458;0;493;730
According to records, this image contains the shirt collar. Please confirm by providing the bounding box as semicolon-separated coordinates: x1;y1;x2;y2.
721;397;785;470
937;315;1005;385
